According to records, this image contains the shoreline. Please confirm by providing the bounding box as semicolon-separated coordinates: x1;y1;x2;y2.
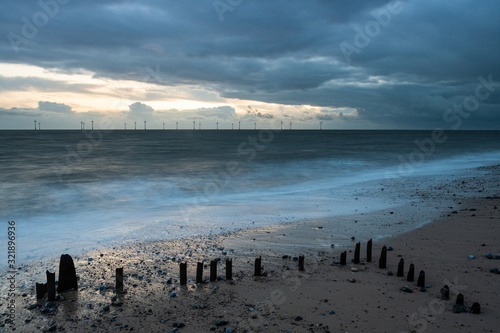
1;167;499;332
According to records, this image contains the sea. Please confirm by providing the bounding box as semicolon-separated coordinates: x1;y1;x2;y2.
1;129;499;266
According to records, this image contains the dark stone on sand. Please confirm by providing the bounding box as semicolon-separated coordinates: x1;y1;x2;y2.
215;320;228;326
401;286;413;293
470;302;481;314
485;253;493;259
490;268;499;274
295;316;303;321
28;303;40;310
453;304;466;313
57;254;78;293
387;247;393;251
48;324;57;332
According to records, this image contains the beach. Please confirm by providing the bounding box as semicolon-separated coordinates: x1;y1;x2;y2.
1;165;499;332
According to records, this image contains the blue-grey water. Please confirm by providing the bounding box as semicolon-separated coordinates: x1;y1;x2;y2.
1;130;499;265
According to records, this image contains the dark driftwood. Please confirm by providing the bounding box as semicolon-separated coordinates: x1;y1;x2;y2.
354;242;360;264
407;264;415;281
417;270;425;287
397;258;405;277
254;256;262;276
196;262;203;284
226;259;232;280
57;254;77;293
340;251;347;265
298;255;305;271
180;262;187;285
46;271;56;301
366;239;372;262
36;283;46;299
210;260;217;282
379;246;387;269
116;267;124;293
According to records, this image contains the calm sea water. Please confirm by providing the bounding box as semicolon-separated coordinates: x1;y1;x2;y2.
1;130;499;264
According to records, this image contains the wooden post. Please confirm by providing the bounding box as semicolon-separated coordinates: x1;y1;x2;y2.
366;239;372;262
254;256;262;276
298;255;305;271
36;283;46;299
407;264;415;282
456;293;464;305
210;260;217;282
57;254;78;293
441;285;450;300
417;270;425;287
196;262;203;284
116;267;124;293
180;262;187;285
379;246;387;269
46;271;56;301
354;242;360;264
396;258;404;277
226;259;232;280
340;251;347;265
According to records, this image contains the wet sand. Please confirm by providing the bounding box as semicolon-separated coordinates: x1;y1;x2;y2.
1;167;499;332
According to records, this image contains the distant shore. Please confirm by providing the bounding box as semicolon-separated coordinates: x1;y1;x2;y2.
0;166;499;332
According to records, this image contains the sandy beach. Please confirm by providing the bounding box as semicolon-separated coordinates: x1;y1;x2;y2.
1;166;499;333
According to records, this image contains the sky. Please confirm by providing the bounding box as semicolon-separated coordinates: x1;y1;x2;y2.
0;0;499;130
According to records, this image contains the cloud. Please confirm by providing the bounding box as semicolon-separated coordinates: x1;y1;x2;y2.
0;0;499;129
38;101;73;114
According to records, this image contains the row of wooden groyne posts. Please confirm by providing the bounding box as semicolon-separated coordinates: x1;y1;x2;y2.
36;241;428;301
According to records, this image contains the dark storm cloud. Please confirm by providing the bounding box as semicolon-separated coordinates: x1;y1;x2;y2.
1;0;500;128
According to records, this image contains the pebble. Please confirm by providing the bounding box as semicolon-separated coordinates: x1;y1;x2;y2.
469;255;475;259
215;320;228;326
170;292;177;298
401;286;413;293
351;267;359;272
387;247;393;251
486;253;494;259
490;268;499;274
453;304;467;313
469;302;481;314
295;316;303;321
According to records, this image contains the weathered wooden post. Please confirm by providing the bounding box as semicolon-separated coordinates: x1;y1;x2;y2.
379;246;387;268
298;255;305;271
417;270;425;287
396;258;404;277
340;251;347;265
440;285;450;300
254;256;262;276
36;283;46;299
116;267;124;293
456;293;464;305
366;239;372;262
180;262;187;285
354;242;360;264
57;254;77;293
226;259;232;280
210;260;217;282
46;271;56;301
196;262;203;284
407;264;415;282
